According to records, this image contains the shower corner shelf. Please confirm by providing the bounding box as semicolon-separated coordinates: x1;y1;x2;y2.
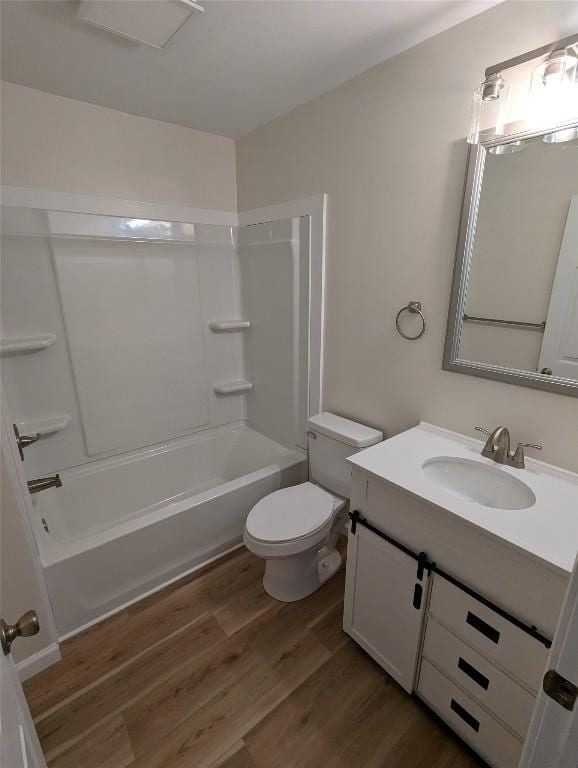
0;334;57;357
19;414;71;437
208;320;251;333
213;380;253;396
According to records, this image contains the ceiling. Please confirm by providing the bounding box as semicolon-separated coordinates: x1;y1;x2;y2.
1;0;502;138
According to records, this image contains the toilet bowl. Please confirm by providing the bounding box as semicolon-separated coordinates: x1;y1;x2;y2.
244;412;382;602
244;481;347;602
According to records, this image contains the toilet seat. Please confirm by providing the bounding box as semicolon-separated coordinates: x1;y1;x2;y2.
245;482;340;544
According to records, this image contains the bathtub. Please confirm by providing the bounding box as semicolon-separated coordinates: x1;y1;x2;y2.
30;424;307;636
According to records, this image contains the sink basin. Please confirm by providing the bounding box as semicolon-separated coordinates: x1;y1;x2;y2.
422;456;536;510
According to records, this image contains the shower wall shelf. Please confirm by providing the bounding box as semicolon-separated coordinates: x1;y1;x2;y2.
213;380;253;396
0;334;57;357
18;414;71;437
208;320;251;333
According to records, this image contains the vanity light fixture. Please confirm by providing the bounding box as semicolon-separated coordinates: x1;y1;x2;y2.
468;33;578;144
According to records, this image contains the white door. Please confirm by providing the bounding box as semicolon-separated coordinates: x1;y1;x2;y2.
519;553;578;768
1;400;48;768
0;568;47;767
539;196;578;378
1;638;46;768
343;522;428;693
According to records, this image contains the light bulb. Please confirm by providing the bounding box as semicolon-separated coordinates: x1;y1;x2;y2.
482;73;505;101
488;140;526;155
543;126;578;145
541;48;577;86
526;47;578;130
467;73;511;144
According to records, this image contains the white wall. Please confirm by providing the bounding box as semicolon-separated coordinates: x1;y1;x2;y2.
0;82;237;211
236;0;578;474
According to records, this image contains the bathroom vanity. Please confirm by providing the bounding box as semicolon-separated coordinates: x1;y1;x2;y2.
343;423;578;768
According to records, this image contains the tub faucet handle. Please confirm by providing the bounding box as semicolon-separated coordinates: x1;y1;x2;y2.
13;424;41;461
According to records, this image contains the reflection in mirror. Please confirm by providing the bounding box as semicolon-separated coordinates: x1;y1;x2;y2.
445;124;578;396
461;132;578;376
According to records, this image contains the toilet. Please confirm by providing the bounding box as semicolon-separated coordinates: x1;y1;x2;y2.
244;412;383;602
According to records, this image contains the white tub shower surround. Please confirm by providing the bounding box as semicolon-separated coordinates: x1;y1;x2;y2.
1;195;324;637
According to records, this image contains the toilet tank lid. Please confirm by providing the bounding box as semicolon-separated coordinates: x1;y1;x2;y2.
308;412;383;448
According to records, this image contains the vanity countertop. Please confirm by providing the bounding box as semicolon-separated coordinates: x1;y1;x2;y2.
347;422;578;575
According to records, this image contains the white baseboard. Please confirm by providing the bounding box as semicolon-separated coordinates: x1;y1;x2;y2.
17;643;61;682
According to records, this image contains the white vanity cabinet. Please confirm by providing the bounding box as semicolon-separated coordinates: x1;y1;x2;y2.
343;464;570;768
343;520;429;693
416;572;548;768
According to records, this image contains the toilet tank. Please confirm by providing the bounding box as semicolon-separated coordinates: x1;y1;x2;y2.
308;412;383;498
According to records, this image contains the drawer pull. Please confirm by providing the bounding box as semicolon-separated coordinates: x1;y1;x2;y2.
466;611;500;644
458;657;490;690
450;698;480;732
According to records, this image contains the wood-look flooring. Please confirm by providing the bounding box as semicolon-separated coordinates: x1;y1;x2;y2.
24;546;484;768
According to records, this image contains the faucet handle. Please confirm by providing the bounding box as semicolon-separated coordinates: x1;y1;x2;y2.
517;442;542;451
474;426;490;436
510;442;542;469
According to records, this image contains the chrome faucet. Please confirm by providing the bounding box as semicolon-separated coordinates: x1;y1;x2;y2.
475;426;542;469
27;475;62;494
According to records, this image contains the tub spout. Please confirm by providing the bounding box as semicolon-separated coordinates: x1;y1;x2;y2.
27;474;62;494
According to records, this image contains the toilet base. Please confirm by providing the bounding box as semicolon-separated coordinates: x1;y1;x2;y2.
262;546;342;602
318;546;342;585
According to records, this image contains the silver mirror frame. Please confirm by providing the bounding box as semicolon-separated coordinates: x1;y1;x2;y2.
443;126;578;398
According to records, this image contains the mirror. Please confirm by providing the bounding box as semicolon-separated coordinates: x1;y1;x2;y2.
444;124;578;396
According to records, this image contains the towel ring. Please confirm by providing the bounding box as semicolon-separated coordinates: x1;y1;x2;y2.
396;301;426;340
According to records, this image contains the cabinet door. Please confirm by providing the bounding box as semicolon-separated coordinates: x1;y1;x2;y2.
343;523;427;693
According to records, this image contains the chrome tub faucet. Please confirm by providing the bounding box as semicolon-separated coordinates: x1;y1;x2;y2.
27;475;62;494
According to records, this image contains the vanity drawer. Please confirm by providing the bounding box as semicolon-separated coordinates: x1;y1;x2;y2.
422;617;536;738
429;574;548;691
418;659;523;768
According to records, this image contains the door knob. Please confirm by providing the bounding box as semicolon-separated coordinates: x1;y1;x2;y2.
1;610;40;655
